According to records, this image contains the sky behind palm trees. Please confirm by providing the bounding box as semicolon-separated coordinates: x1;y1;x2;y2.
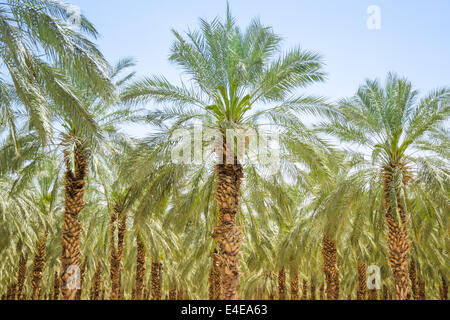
70;0;450;136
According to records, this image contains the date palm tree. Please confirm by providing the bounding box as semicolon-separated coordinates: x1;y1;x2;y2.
0;0;113;147
319;73;450;299
122;5;326;300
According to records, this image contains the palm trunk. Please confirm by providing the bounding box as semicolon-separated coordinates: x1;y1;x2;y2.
16;253;28;300
209;250;221;300
134;238;146;300
310;279;316;300
301;280;308;300
368;289;378;300
51;272;60;300
418;278;426;300
90;265;102;300
290;271;299;300
278;267;286;300
322;234;340;300
357;262;367;300
408;259;418;300
6;283;17;300
31;233;48;300
440;277;448;300
169;287;177;300
109;204;127;300
151;260;162;300
382;163;410;300
60;146;88;300
319;283;324;300
212;141;244;300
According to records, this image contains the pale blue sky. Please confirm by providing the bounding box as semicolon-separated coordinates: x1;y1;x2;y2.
70;0;450;135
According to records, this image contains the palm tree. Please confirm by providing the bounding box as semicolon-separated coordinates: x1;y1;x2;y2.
0;0;113;147
320;73;450;299
122;5;326;299
57;58;137;300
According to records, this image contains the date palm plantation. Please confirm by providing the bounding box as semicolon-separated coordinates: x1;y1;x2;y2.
320;74;450;299
0;2;449;301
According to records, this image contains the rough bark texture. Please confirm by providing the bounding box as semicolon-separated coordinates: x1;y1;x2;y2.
90;265;102;300
151;261;162;300
16;253;28;300
290;271;299;300
169;287;177;300
382;162;410;300
60;146;88;300
301;280;308;300
134;239;146;300
440;277;448;300
357;262;367;300
109;203;127;300
51;272;60;300
6;283;16;300
31;233;48;300
209;249;221;300
310;280;316;300
211;145;244;300
278;267;286;300
322;234;340;300
408;259;418;300
368;289;378;300
418;278;426;300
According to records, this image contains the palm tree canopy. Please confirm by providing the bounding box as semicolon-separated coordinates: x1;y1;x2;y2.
320;73;450;165
0;0;114;146
122;5;326;131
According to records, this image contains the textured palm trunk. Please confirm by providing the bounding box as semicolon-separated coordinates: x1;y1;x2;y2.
310;280;316;300
6;283;17;300
209;250;221;300
368;289;378;300
301;280;308;300
439;277;448;300
278;267;286;300
357;262;367;300
151;260;162;300
60;146;88;300
290;271;299;300
31;233;48;300
109;204;127;300
51;272;60;300
382;163;410;300
134;239;146;300
169;287;177;300
90;265;102;300
16;253;28;300
418;278;426;300
211;141;244;300
322;234;340;300
408;259;418;300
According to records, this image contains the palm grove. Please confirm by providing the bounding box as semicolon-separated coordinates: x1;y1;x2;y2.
0;1;448;301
